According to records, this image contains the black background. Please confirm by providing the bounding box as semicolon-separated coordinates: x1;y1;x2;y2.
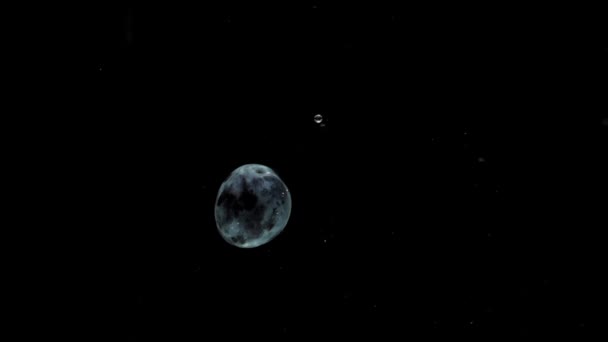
31;3;605;340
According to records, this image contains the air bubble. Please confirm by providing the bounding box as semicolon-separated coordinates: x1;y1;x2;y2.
314;114;323;124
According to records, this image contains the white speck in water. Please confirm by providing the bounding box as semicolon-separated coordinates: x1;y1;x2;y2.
314;114;323;124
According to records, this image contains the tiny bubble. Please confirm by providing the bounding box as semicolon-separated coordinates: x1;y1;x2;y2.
478;157;486;163
314;114;323;124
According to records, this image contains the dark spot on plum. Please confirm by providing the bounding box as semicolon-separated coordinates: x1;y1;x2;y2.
265;208;278;230
230;235;245;244
249;177;262;188
256;168;264;174
242;204;266;233
239;189;258;210
217;191;244;218
217;192;237;208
